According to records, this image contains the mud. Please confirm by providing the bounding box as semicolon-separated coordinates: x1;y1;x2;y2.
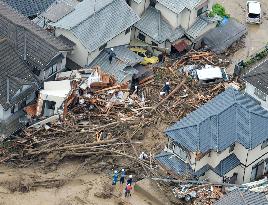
216;0;268;73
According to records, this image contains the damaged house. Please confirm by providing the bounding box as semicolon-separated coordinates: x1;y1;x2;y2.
132;0;218;52
156;87;268;184
39;0;140;67
0;1;73;82
0;1;72;139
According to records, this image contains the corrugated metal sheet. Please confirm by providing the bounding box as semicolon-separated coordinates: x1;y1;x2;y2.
156;0;202;14
165;87;268;153
214;190;268;205
155;151;193;175
134;6;184;43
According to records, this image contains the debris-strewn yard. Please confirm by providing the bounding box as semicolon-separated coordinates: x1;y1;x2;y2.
0;50;233;205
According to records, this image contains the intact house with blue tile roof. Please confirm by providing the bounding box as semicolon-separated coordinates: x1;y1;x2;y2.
39;0;140;67
131;0;218;52
156;87;268;184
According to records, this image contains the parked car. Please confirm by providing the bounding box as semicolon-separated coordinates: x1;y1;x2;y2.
130;47;159;65
246;1;261;24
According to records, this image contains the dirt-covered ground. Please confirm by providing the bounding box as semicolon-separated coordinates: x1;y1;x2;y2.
0;162;166;205
216;0;268;73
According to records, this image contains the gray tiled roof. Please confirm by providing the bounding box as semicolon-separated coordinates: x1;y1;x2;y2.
52;0;139;52
186;15;220;41
135;7;184;43
2;0;55;17
0;38;40;110
165;87;268;153
155;151;193;175
214;190;268;205
41;1;75;22
0;1;72;51
203;18;247;54
88;46;142;83
156;0;202;14
243;60;268;94
195;154;241;177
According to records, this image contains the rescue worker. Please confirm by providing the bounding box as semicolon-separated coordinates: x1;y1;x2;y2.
125;183;132;197
120;168;126;184
163;82;171;95
139;152;148;160
112;170;118;185
126;175;133;186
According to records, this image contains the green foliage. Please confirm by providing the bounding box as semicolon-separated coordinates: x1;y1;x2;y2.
209;3;230;18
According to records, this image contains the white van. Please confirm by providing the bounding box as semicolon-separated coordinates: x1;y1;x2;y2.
247;1;261;24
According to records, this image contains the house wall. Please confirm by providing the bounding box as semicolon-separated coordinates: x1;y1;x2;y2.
130;0;150;16
245;82;268;110
55;29;132;66
155;3;180;29
132;28;170;51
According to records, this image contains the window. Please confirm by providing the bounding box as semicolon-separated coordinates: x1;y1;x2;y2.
138;33;145;41
125;27;131;35
261;139;268;149
254;88;266;101
152;42;158;47
99;43;107;51
229;144;235;153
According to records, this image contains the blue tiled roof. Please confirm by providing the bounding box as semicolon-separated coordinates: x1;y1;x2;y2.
134;7;184;43
215;190;268;205
88;46;142;83
195;154;241;177
166;87;268;153
3;0;55;17
52;0;140;52
155;151;193;175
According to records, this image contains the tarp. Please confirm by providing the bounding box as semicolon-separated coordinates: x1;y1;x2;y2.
203;19;247;54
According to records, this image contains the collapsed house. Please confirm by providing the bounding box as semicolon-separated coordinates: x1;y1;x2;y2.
88;46;143;83
156;87;268;184
37;0;140;67
202;18;247;54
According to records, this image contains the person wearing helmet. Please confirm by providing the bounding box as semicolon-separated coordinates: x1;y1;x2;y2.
120;168;126;184
125;183;132;197
127;175;133;186
112;170;118;185
163;82;170;95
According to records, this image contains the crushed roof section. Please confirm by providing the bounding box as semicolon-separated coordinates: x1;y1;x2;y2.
203;18;247;54
0;38;40;110
214;190;268;205
243;60;268;94
2;0;55;17
88;46;142;83
0;1;72;51
156;0;202;14
52;0;140;52
155;151;193;175
165;87;268;153
135;6;184;43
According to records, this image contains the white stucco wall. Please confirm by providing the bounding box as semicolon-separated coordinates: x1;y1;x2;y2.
155;3;179;29
130;0;150;16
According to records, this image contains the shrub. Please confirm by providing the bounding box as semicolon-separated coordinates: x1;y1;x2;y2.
209;3;230;18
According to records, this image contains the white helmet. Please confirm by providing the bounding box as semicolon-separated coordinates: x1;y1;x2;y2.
166;82;170;85
111;48;114;51
122;169;125;171
129;175;133;178
114;170;118;173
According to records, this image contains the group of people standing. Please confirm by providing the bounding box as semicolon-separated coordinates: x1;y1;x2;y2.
112;169;133;197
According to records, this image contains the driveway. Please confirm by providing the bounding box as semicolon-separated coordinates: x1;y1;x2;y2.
215;0;268;73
